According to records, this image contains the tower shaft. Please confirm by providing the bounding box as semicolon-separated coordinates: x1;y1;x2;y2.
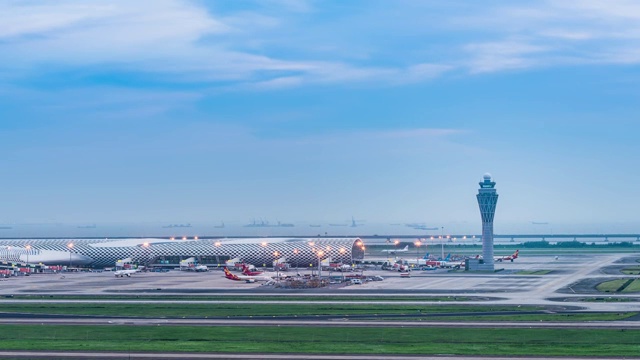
477;174;498;270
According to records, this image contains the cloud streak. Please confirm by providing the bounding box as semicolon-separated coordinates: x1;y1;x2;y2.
2;1;640;87
0;0;451;88
459;0;640;72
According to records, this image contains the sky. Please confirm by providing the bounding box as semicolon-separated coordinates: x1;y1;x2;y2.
1;0;639;236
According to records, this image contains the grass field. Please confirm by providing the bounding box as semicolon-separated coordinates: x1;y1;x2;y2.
0;325;639;356
621;266;640;275
583;297;638;302
624;279;640;293
0;302;635;322
3;294;472;302
399;312;637;322
515;270;551;275
596;279;640;293
0;303;543;318
596;279;628;292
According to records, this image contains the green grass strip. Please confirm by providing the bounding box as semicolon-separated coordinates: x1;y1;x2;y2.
622;279;640;293
0;303;541;318
620;266;640;275
515;270;551;275
0;325;639;356
596;279;628;293
388;312;637;322
3;295;472;302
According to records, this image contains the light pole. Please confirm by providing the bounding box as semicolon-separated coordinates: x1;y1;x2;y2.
414;240;422;267
293;248;299;272
261;242;268;269
25;245;31;265
393;239;400;259
339;247;346;281
67;243;74;270
317;250;324;278
445;235;450;260
25;245;31;274
215;242;221;267
441;227;445;260
142;242;150;268
273;251;280;280
308;241;315;275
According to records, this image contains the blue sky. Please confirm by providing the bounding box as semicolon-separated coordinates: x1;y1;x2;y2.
1;0;639;235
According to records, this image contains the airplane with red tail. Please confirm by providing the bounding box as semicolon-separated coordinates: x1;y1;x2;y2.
495;250;519;262
241;264;264;276
223;267;273;283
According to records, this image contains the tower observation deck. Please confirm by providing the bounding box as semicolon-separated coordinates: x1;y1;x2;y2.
477;173;498;270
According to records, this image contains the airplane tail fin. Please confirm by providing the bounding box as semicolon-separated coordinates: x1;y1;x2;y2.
404;245;409;251
223;267;241;280
445;253;451;261
513;250;519;258
422;253;430;259
223;267;233;277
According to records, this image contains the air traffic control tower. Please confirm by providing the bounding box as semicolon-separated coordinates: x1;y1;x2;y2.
477;173;498;271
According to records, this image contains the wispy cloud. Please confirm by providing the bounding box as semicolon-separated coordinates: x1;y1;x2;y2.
0;0;450;88
464;40;548;73
458;0;640;72
2;0;640;89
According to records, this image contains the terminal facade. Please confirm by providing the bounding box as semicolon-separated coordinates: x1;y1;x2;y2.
0;237;365;268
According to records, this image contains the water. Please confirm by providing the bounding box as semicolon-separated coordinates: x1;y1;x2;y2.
0;221;638;238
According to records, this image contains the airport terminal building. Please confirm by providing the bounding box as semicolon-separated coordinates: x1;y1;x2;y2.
0;237;365;268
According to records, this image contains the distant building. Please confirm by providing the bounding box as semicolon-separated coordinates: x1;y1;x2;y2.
0;237;364;268
476;173;499;271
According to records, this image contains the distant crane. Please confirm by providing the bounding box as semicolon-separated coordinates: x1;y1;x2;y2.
351;216;366;227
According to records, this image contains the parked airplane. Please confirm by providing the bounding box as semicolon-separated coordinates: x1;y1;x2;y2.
241;264;264;276
495;250;519;262
223;267;273;283
193;264;209;272
380;245;409;254
114;268;140;277
413;253;452;268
